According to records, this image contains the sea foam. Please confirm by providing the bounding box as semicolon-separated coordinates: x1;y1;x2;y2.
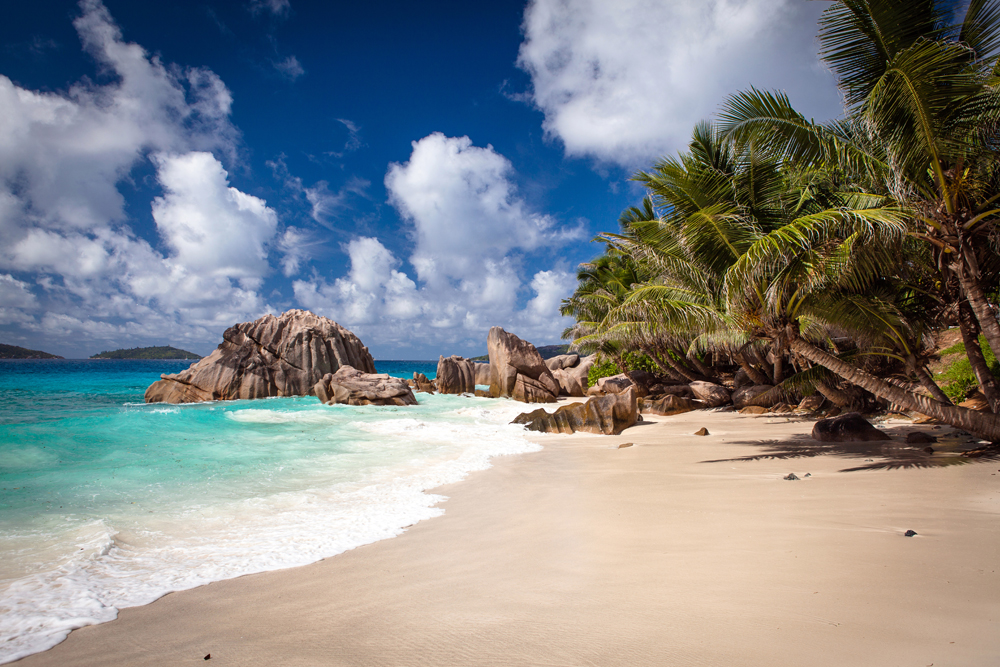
0;391;539;664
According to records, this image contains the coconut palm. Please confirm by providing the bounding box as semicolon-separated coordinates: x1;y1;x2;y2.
718;0;1000;384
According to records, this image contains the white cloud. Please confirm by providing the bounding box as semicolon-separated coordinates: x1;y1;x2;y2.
385;132;583;287
151;152;277;279
304;177;369;225
0;1;276;354
517;0;842;166
293;134;582;354
273;55;304;80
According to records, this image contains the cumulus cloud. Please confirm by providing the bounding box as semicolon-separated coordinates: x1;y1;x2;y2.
386;133;583;286
517;0;842;166
151;152;277;280
0;1;276;354
293;134;582;354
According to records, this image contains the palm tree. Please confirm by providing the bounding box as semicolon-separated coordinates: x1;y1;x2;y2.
718;0;1000;387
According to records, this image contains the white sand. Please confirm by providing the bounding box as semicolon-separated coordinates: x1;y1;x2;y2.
15;409;1000;666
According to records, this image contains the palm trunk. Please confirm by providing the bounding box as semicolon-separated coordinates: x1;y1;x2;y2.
736;349;772;385
815;380;851;408
643;346;682;382
748;346;772;382
911;364;953;405
686;351;715;379
772;349;784;385
957;269;1000;368
959;300;1000;412
790;336;1000;441
662;348;711;383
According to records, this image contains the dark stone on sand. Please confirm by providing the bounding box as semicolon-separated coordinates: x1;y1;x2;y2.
905;431;937;444
904;530;917;537
784;473;799;480
923;446;935;453
694;427;709;436
812;412;891;442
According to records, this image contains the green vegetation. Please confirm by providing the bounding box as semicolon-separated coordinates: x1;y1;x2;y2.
0;344;63;359
587;351;658;387
936;336;1000;403
560;0;1000;440
91;346;201;360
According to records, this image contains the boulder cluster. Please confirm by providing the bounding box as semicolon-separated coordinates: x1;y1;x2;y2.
579;369;832;421
143;309;846;441
511;387;639;436
145;310;374;404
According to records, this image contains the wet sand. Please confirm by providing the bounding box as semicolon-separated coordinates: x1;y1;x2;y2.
15;409;1000;666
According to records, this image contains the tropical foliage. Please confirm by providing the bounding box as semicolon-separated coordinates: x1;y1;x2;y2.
562;0;1000;440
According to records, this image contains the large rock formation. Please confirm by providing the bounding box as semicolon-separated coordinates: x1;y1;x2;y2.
511;387;639;435
487;327;559;403
145;310;374;404
545;353;580;371
550;354;595;397
436;355;476;394
473;362;491;386
314;366;416;406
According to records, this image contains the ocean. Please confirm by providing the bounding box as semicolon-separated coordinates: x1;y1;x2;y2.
0;359;538;664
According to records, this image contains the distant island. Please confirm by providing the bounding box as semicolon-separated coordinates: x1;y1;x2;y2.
0;343;64;359
469;344;569;362
91;346;202;360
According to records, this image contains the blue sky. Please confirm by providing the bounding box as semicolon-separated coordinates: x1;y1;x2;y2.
0;0;842;359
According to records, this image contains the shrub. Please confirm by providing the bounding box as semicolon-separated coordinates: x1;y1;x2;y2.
936;334;1000;402
586;352;658;387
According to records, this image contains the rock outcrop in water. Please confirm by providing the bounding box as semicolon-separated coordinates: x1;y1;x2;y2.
145;309;375;404
436;355;476;394
511;386;638;435
314;366;416;406
487;327;560;403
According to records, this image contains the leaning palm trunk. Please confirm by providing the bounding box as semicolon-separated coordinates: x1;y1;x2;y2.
736;350;772;385
959;301;1000;413
815;380;852;408
910;364;952;406
956;269;1000;372
642;346;684;382
789;337;1000;441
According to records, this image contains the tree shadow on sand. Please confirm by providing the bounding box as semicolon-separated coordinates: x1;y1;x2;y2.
701;429;1000;472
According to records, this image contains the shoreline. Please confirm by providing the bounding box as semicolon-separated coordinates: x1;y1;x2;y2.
14;408;1000;666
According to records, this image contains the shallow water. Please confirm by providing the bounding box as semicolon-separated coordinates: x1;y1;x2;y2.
0;360;535;664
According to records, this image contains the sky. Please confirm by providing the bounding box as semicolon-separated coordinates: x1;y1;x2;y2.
0;0;843;359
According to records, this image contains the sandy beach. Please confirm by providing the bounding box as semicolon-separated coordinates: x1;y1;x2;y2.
15;407;1000;666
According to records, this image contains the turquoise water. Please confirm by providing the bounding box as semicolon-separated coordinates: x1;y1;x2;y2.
0;360;535;663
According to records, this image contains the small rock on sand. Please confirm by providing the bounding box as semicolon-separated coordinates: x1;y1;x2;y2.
905;431;937;444
904;530;917;537
617;442;633;449
784;473;799;481
694;427;709;436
